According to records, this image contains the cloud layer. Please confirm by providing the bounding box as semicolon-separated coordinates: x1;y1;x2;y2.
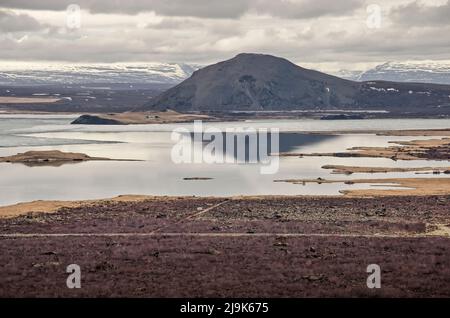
0;0;449;72
0;0;361;18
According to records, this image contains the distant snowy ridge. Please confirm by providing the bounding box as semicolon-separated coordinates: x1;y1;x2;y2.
3;60;450;86
0;62;201;85
338;61;450;85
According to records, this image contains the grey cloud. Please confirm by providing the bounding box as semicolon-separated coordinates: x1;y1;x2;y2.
391;0;450;26
0;9;44;32
323;25;450;61
252;0;362;19
0;0;250;18
0;0;69;11
0;0;362;19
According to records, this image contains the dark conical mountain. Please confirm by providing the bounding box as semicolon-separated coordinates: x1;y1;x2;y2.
143;53;450;113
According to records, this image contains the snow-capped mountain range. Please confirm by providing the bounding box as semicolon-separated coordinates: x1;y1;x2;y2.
0;62;201;86
1;60;450;87
339;61;450;85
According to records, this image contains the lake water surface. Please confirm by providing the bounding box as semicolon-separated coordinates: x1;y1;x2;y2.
1;114;449;206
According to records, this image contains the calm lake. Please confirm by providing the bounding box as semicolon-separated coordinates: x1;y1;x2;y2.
1;114;449;206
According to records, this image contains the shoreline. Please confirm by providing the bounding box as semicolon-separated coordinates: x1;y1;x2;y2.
3;109;450;123
275;178;450;196
69;112;450;125
1;180;450;218
2;110;450;131
0;150;140;167
280;136;450;160
322;164;450;174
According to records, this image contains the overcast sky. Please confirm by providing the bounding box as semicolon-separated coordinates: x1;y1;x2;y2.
0;0;449;72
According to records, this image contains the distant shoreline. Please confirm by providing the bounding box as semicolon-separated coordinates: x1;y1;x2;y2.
1;108;450;123
2;181;450;218
68;111;450;125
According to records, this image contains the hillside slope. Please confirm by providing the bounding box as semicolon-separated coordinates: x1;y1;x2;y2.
143;53;450;114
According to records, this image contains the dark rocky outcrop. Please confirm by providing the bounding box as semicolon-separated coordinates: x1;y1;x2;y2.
71;114;125;125
320;114;365;120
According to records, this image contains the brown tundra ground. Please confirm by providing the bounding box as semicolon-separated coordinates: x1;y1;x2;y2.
0;195;449;298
